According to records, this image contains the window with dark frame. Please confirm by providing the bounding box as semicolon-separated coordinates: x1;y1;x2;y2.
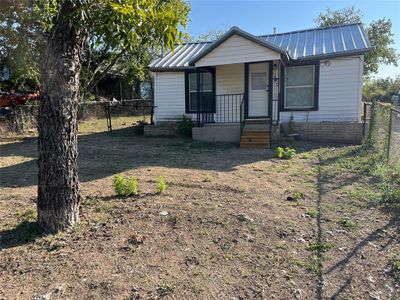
185;70;215;113
283;64;318;111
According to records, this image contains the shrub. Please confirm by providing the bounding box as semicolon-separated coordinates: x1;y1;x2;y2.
114;174;137;196
157;176;167;193
276;146;296;159
133;120;146;136
177;115;194;137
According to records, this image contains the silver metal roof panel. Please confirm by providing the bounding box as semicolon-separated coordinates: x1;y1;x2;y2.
149;23;371;70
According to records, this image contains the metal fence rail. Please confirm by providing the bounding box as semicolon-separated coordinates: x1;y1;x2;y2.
0;99;154;134
363;101;400;163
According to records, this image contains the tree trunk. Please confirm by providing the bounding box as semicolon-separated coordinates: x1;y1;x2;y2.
37;1;86;232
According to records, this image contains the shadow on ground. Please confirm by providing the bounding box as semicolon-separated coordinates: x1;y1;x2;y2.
0;221;45;250
0;127;323;188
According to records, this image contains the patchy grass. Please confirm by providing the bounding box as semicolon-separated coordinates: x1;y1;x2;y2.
0;136;399;299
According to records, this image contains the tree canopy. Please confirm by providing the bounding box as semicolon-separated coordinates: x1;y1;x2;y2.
315;6;399;76
0;0;190;95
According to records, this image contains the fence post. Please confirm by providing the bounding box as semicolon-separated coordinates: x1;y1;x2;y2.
387;108;393;162
150;106;154;125
362;102;367;141
106;103;112;132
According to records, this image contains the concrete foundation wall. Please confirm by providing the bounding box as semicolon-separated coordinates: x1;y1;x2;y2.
192;124;240;143
144;123;179;136
281;122;363;144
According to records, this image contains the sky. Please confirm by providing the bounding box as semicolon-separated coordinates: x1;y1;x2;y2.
186;0;400;79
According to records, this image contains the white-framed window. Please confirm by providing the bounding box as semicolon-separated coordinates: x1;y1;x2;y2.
284;65;316;110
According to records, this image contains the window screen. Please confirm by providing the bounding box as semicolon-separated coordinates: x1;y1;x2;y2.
284;65;315;109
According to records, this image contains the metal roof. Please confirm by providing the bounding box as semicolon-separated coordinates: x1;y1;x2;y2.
149;23;370;70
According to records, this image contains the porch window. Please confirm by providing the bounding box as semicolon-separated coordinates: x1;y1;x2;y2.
284;64;318;110
185;69;215;113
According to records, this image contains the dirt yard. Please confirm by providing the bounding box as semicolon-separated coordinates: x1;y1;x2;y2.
0;128;399;299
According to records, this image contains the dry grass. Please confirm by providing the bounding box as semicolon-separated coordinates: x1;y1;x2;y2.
0;128;398;299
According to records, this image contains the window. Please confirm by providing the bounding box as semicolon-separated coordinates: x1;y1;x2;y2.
251;72;267;90
185;69;215;113
283;64;318;110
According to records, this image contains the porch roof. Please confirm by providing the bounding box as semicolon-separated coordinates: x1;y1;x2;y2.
149;23;371;71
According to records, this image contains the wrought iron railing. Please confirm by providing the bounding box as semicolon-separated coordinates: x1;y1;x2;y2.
215;93;244;123
197;93;244;126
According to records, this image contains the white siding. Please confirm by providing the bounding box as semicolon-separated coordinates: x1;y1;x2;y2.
195;34;280;67
216;64;244;94
280;56;363;122
154;72;195;123
215;64;245;122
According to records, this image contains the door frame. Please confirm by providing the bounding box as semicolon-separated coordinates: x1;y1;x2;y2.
244;61;273;119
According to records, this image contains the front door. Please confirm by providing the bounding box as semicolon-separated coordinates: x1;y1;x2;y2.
248;62;269;117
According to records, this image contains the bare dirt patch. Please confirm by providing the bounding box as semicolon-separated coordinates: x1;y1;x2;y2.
0;128;398;299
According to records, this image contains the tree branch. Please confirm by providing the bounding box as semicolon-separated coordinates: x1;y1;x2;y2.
83;47;129;96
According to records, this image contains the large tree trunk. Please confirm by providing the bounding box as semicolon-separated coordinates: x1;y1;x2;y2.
37;1;86;232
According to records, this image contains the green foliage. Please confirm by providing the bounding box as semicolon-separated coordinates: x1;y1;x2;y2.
177;115;195;138
307;242;335;253
276;147;296;159
363;76;400;102
389;256;400;281
114;174;137;196
315;6;398;75
339;218;357;230
156;176;167;194
305;210;319;218
320;145;400;210
1;0;190;93
188;28;227;42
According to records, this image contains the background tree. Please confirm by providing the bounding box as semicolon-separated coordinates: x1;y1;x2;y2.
315;6;399;76
189;28;227;42
4;0;189;232
363;75;400;102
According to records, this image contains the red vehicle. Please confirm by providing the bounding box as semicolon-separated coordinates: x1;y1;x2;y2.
0;92;39;107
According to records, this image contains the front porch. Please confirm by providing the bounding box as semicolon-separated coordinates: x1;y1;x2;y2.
192;60;282;148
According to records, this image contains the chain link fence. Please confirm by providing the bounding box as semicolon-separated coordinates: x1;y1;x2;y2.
0;99;154;136
363;101;400;163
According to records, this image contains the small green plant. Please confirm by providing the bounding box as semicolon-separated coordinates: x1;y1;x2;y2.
339;217;357;230
305;209;319;218
113;174;137;196
16;208;36;222
276;241;288;249
307;254;320;275
307;242;335;253
177;115;194;137
276;146;296;159
157;283;174;297
157;176;167;193
389;256;400;281
203;175;213;182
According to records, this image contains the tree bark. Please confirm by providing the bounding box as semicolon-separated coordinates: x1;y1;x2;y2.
37;1;86;232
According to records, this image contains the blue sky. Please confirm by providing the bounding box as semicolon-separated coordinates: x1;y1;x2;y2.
186;0;400;79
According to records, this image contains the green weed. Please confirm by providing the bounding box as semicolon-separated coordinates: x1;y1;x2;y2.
276;146;296;159
306;242;335;253
114;174;137;196
156;176;167;193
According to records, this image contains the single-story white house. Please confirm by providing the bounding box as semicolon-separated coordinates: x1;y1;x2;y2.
148;23;371;148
